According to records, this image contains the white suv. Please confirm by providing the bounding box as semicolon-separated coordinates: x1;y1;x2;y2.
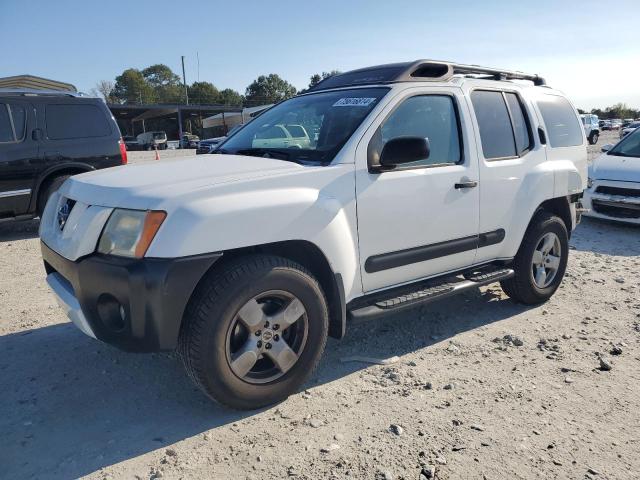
39;60;587;409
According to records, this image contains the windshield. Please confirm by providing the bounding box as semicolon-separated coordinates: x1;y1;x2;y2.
218;87;389;164
609;128;640;157
153;132;166;139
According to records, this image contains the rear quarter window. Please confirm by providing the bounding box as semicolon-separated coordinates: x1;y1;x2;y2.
46;103;112;140
536;95;583;148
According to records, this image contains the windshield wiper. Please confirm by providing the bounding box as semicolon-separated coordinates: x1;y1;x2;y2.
233;148;297;162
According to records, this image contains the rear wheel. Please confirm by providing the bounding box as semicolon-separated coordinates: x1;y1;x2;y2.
178;255;329;409
500;211;569;304
37;175;70;217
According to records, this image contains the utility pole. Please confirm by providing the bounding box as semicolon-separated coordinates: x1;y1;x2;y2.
181;56;189;105
181;55;189;138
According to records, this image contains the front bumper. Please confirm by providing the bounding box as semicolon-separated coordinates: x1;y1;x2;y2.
42;241;222;352
582;180;640;224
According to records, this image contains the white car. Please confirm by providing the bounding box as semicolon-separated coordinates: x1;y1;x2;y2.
39;60;587;409
583;128;640;224
251;124;310;149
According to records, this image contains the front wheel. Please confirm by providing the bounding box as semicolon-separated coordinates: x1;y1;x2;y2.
589;132;599;145
500;211;569;305
37;174;71;217
178;255;329;409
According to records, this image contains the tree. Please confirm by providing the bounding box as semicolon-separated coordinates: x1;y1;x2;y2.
142;64;181;89
188;81;220;104
141;64;185;103
308;70;341;89
245;74;296;105
218;88;243;106
91;80;115;103
112;69;155;104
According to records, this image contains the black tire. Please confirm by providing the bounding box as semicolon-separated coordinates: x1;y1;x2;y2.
178;254;329;410
37;175;70;217
500;211;569;305
589;132;599;145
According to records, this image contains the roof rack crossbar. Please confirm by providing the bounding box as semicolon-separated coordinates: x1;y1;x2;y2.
447;62;546;86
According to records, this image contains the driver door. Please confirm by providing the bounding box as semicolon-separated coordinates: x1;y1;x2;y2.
355;87;480;292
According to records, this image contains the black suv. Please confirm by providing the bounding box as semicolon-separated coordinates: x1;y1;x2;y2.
0;89;126;222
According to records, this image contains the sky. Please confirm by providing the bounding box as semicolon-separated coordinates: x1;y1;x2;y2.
2;0;639;110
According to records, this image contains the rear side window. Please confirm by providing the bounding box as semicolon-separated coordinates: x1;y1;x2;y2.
504;93;531;155
285;125;306;137
46;104;112;140
471;90;532;159
0;103;27;142
378;95;461;167
471;91;517;159
536;95;583;148
0;104;13;142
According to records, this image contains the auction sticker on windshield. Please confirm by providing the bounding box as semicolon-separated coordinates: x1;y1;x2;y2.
333;97;377;107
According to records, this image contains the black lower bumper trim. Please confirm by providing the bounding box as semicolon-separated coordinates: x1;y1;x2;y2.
41;241;222;352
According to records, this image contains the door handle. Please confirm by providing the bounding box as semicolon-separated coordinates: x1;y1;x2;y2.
454;180;478;189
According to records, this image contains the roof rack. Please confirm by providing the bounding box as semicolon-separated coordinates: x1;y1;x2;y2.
308;59;546;92
0;88;87;97
448;62;546;86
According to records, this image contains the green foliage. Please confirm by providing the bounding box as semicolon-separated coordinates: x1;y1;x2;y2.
112;69;156;104
590;103;639;119
142;64;181;88
111;64;243;106
244;74;297;106
217;88;243;106
188;81;219;104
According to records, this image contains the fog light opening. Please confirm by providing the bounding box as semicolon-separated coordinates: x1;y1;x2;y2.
97;294;127;332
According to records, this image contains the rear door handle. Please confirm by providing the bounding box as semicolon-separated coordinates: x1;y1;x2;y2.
454;180;478;189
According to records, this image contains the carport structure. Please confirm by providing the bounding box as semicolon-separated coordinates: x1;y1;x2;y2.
108;103;242;139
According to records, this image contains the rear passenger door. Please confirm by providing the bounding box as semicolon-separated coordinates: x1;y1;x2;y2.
464;86;553;265
0;100;39;218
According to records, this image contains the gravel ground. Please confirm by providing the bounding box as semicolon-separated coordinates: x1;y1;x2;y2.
1;130;638;480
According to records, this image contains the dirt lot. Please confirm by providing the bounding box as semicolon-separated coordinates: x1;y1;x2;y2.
1;131;639;480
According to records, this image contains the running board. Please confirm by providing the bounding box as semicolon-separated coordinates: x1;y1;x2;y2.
348;268;514;321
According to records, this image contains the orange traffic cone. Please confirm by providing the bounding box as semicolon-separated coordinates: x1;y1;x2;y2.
154;146;160;161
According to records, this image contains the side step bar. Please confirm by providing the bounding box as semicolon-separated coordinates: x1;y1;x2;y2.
348;268;514;321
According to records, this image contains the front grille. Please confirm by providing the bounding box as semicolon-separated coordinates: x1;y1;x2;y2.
592;200;640;219
595;186;640;197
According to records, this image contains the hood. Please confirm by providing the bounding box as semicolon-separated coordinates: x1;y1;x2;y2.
62;154;304;209
590;152;640;183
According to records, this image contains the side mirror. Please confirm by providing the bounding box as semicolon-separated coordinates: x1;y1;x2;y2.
379;137;430;169
601;143;614;153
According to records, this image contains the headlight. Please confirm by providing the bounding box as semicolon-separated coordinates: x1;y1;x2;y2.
97;209;166;258
587;177;593;188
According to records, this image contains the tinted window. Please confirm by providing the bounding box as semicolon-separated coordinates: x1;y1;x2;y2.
609;128;640;158
221;87;388;164
471;90;516;159
9;104;26;140
285;125;306;137
46;104;111;140
255;125;287;139
536;95;583;147
379;95;461;167
505;93;531;155
0;104;13;142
